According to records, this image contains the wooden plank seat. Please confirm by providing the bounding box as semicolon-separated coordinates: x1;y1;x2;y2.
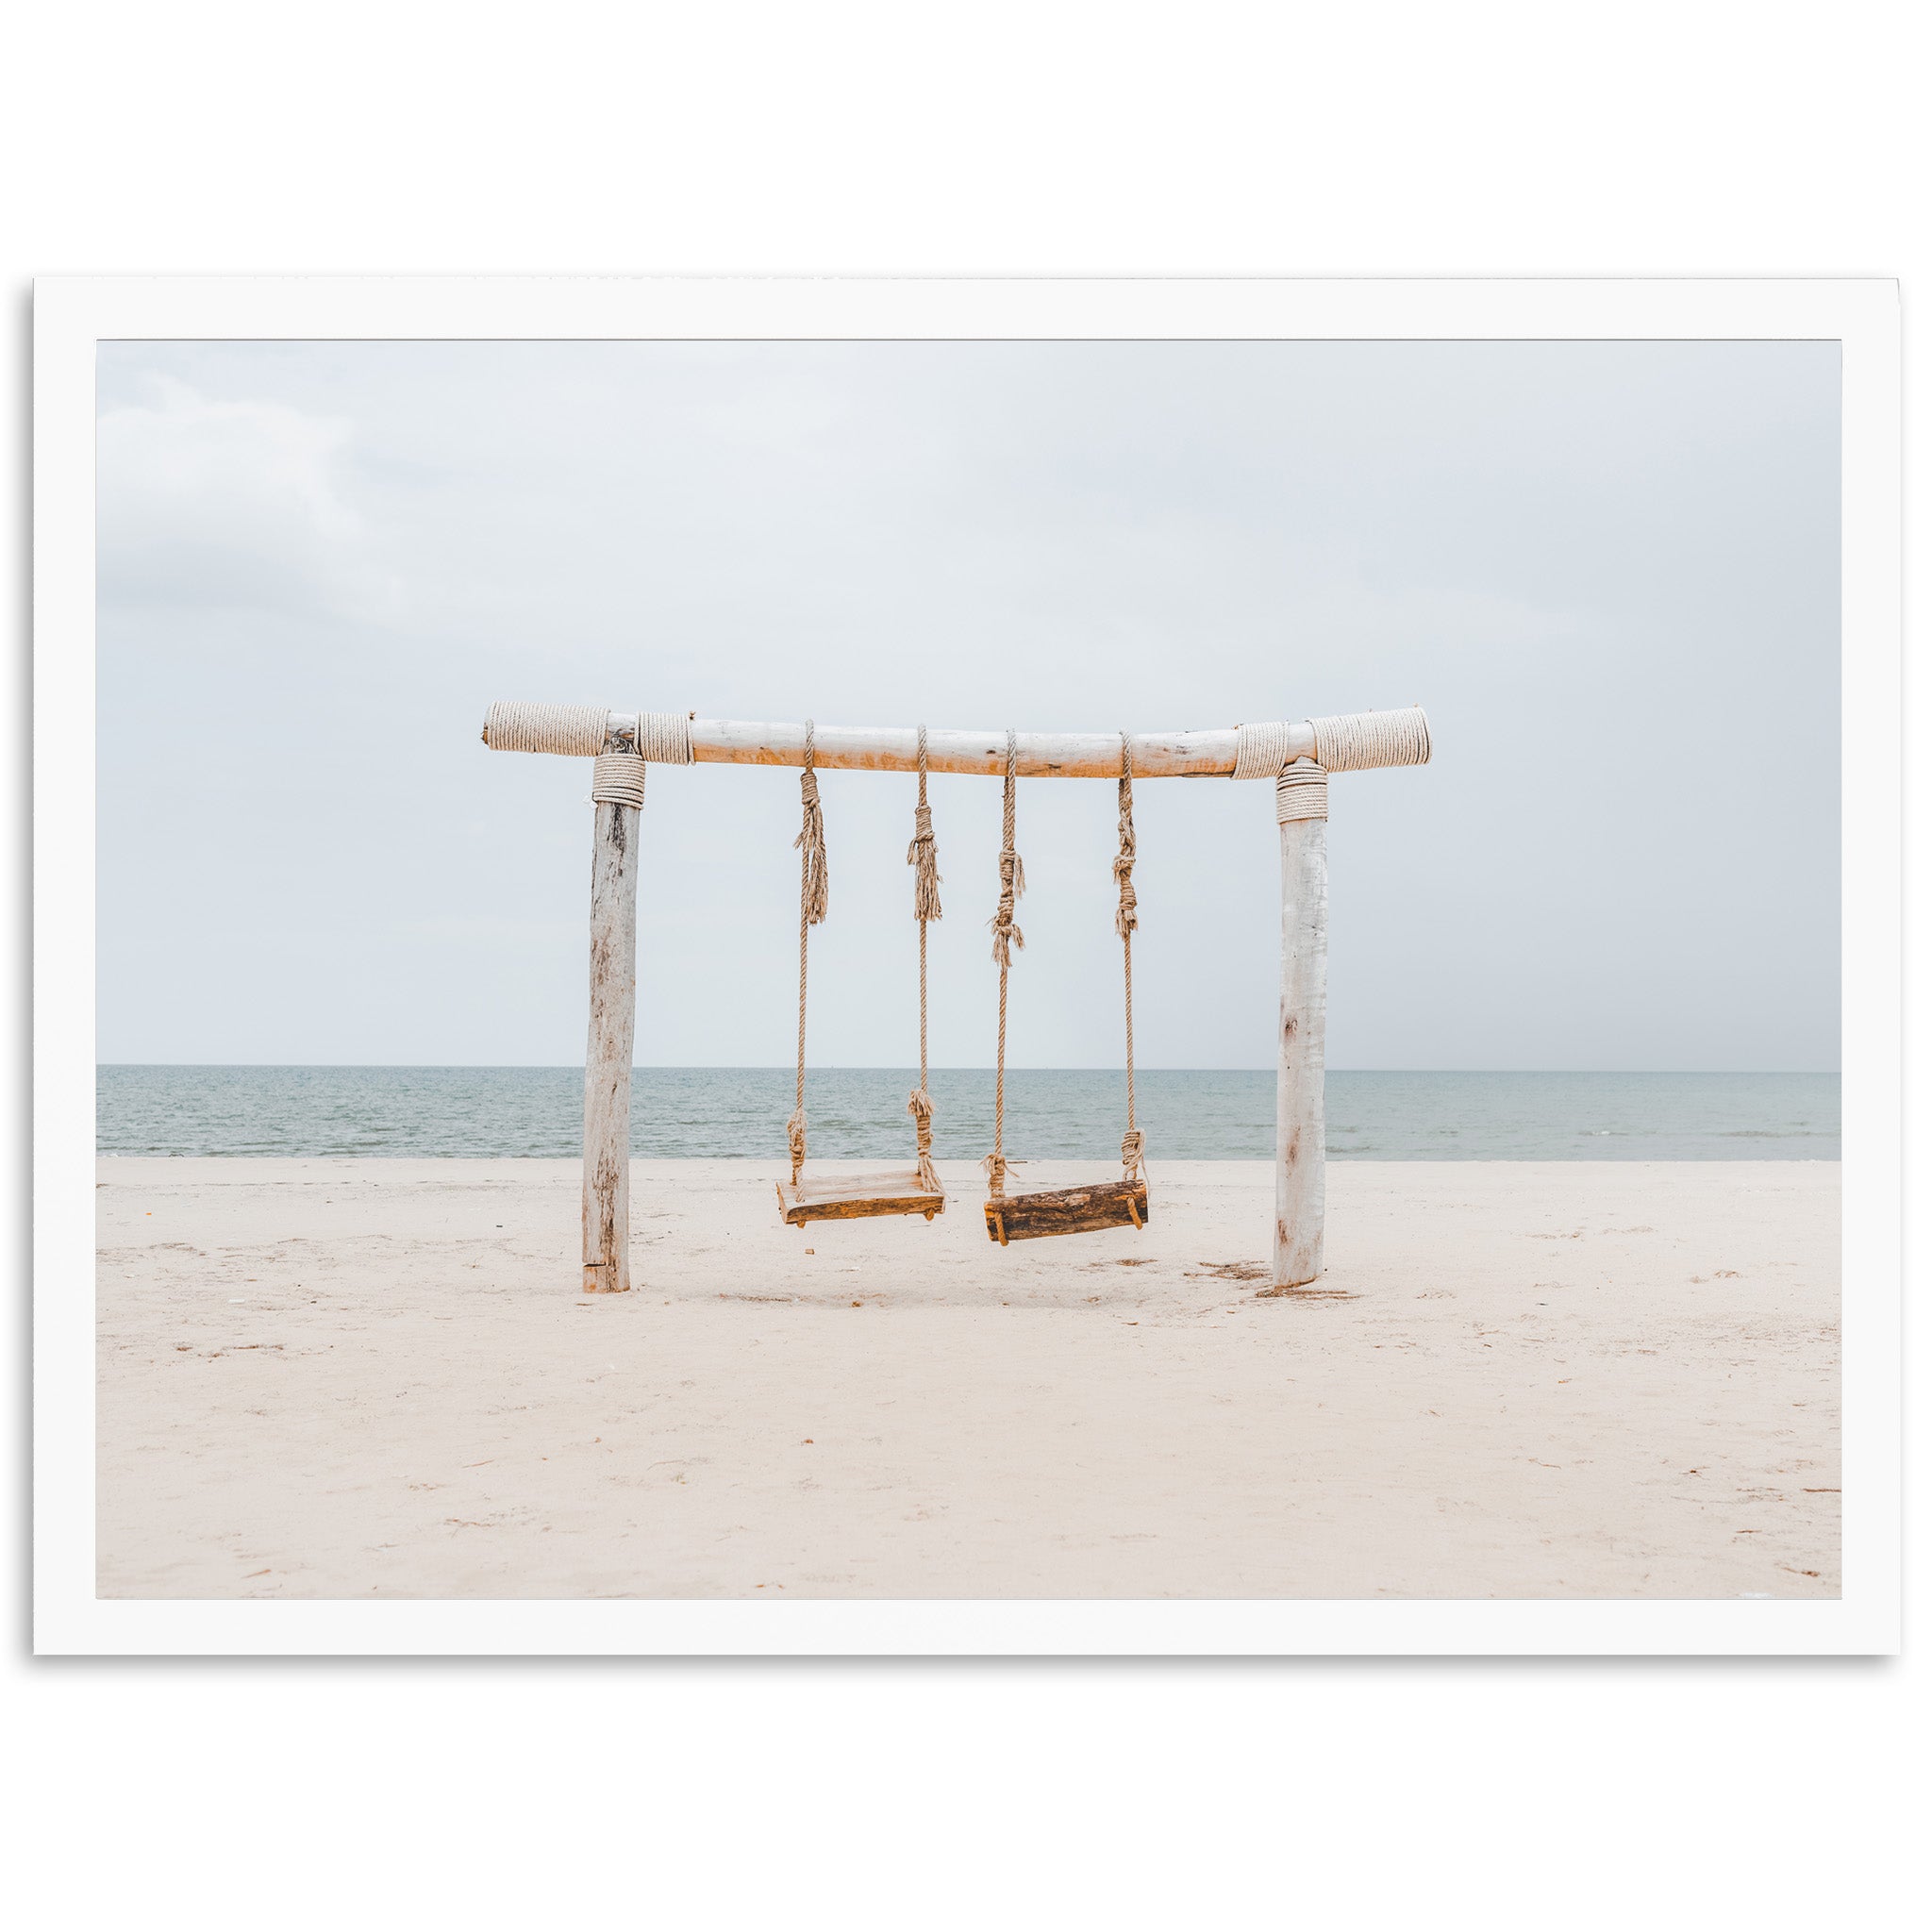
983;1177;1149;1244
777;1168;947;1227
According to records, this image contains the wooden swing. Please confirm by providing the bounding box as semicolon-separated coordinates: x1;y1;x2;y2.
982;730;1150;1245
776;722;950;1228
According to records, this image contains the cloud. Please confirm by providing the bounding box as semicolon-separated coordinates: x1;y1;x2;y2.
97;375;392;617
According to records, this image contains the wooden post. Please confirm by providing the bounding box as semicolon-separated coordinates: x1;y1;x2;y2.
582;725;641;1294
1274;764;1329;1287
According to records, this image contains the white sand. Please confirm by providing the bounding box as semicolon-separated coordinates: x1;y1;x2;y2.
95;1158;1840;1600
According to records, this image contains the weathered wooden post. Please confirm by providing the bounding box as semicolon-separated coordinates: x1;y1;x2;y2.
1234;710;1430;1287
481;702;694;1294
1273;760;1329;1286
581;719;645;1293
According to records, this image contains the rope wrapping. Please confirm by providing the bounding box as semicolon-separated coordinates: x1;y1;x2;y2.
908;724;943;1193
485;702;694;766
1233;708;1431;777
1275;759;1329;824
1117;733;1143;1182
485;701;609;758
591;751;646;808
787;721;827;1184
1309;707;1431;772
635;710;694;764
1231;720;1302;780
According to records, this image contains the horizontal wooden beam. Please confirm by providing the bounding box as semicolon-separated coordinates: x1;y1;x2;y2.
494;713;1319;777
677;717;1274;778
484;705;1432;776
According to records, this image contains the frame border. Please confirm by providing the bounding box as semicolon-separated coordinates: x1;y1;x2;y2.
37;275;1900;1655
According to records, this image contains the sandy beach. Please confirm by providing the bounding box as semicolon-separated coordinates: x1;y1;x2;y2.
95;1158;1840;1600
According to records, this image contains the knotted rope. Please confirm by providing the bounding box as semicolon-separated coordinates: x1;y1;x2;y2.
794;725;829;928
983;728;1024;1198
787;720;828;1184
908;728;943;924
1116;733;1144;1181
1275;759;1329;824
989;729;1025;971
907;724;943;1193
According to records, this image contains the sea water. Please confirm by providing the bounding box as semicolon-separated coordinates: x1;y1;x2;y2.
95;1067;1840;1161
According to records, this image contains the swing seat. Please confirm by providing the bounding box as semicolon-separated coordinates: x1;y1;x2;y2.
777;1169;947;1227
983;1177;1149;1244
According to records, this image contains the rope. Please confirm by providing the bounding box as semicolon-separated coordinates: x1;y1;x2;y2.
908;727;943;924
983;728;1024;1197
484;702;694;765
484;701;609;758
1276;759;1330;823
1231;720;1302;780
989;728;1025;970
635;711;694;764
786;720;827;1184
1233;709;1432;777
907;724;943;1193
1116;734;1143;1181
794;724;829;928
591;751;646;808
1309;707;1431;772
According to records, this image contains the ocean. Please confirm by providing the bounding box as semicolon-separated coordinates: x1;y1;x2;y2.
95;1067;1840;1161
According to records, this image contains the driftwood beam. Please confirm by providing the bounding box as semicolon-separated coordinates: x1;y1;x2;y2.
484;710;1321;777
673;719;1273;778
485;705;1432;779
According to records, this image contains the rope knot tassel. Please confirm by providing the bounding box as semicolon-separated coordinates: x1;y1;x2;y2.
990;858;1026;966
908;801;944;920
907;729;944;928
794;748;828;928
908;1084;940;1193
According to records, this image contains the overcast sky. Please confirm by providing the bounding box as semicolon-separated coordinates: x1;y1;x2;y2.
95;338;1840;1070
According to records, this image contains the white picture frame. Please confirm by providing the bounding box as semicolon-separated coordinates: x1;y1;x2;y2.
37;275;1900;1656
